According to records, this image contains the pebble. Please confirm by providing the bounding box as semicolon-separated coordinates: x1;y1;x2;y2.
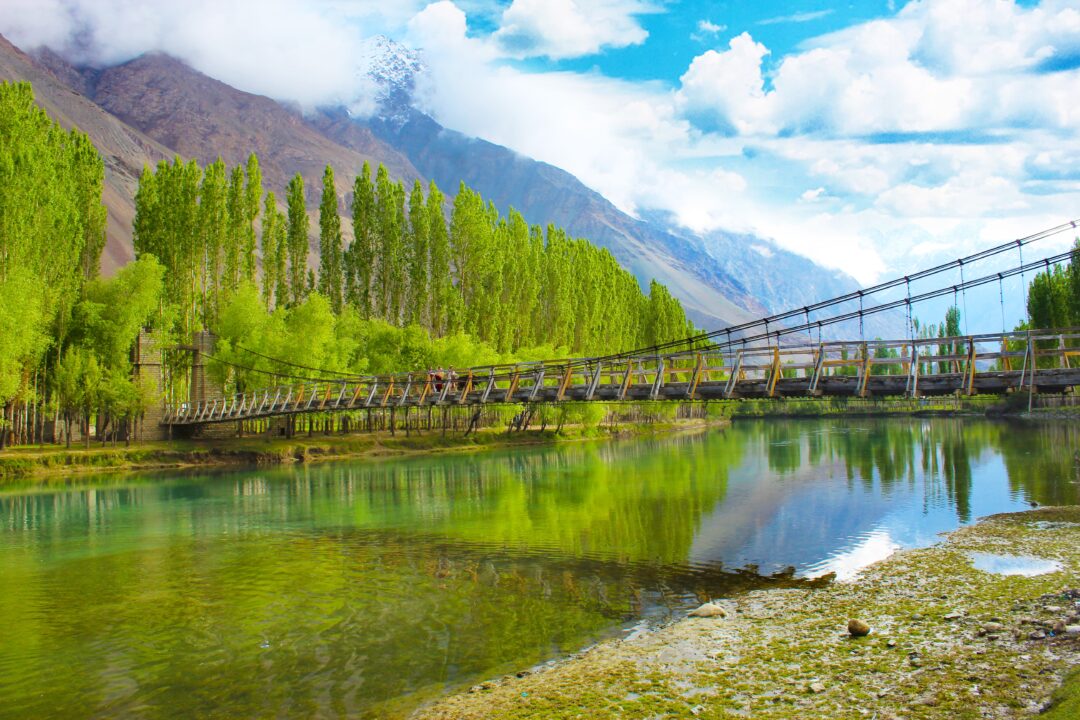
1046;606;1063;613
1065;625;1080;634
886;639;897;648
1029;630;1047;640
944;611;964;621
809;682;826;694
688;602;727;619
983;622;1006;633
847;619;871;637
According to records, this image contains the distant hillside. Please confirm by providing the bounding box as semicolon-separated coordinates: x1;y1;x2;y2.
0;35;171;272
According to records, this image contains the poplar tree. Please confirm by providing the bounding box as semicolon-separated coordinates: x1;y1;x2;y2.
407;180;429;325
317;165;344;312
243;154;262;284
347;161;376;316
272;206;288;311
199;158;228;321
426;181;451;336
375;165;403;321
224;165;245;292
260;190;278;310
285;173;309;304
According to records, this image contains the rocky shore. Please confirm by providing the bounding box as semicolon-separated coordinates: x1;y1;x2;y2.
414;507;1080;719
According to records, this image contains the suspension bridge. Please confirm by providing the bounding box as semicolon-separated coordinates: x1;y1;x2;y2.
159;221;1080;429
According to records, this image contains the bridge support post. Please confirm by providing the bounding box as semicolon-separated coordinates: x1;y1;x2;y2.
132;329;167;441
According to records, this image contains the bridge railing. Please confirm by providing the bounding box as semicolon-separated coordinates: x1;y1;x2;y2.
162;328;1080;424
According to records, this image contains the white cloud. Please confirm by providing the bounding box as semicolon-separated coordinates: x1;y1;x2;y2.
5;0;1080;289
493;0;654;59
0;0;379;108
758;9;835;26
698;20;726;35
676;33;772;134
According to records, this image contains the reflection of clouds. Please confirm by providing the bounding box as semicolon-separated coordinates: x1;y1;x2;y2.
804;529;900;582
969;552;1061;577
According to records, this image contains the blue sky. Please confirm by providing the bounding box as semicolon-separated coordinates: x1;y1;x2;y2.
4;0;1079;287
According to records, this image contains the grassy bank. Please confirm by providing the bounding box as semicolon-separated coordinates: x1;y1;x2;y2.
415;506;1080;719
0;417;724;483
706;392;1080;420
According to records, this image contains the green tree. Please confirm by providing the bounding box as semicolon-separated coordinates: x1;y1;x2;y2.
346;162;377;316
407;180;429;325
317;165;344;313
260;191;279;311
242;154;262;284
427;181;451;335
286;173;309;304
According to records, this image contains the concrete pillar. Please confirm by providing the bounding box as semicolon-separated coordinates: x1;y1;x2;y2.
132;329;167;441
189;331;223;406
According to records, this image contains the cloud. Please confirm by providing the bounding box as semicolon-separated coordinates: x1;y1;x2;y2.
676;33;772;135
691;19;727;42
5;0;1079;289
758;10;834;26
0;0;380;108
493;0;654;59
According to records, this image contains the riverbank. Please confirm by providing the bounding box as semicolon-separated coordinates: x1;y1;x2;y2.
0;417;726;483
414;506;1080;719
714;392;1080;419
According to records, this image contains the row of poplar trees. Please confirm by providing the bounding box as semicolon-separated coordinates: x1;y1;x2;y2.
133;157;695;357
0;81;167;448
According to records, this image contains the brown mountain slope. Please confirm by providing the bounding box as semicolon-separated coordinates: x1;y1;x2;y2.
88;53;421;212
0;34;173;273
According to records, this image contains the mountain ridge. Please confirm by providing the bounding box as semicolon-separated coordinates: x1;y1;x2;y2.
2;32;865;330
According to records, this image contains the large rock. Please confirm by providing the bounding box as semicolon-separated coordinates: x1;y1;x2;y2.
847;619;871;636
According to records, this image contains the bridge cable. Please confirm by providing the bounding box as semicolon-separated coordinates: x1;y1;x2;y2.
232;344;360;379
998;274;1007;334
1019;241;1029;326
589;219;1079;362
691;249;1073;353
200;351;353;385
960;261;970;336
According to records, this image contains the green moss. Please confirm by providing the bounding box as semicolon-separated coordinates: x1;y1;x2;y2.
1043;669;1080;719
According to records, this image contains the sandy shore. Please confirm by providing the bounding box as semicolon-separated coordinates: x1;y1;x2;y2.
414;507;1080;719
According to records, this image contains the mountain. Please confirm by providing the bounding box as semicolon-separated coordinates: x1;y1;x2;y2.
320;37;864;329
0;35;173;273
2;32;867;331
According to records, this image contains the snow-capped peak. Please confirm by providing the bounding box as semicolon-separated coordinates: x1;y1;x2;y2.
359;35;425;103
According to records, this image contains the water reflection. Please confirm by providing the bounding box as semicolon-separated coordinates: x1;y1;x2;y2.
0;418;1077;719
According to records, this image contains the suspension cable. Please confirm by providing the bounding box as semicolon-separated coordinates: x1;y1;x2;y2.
959;261;970;336
998;274;1006;334
234;344;359;378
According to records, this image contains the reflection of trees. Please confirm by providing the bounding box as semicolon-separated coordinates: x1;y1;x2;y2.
3;419;1077;718
999;421;1080;506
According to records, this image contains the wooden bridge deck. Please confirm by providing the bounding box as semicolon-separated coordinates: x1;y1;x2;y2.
164;329;1080;426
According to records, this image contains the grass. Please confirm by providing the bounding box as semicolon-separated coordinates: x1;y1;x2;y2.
1043;669;1080;719
0;417;722;484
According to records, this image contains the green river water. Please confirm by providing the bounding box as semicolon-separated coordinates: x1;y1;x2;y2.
2;419;1078;718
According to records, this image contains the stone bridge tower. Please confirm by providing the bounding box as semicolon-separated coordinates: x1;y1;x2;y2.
132;329;167;441
189;330;223;407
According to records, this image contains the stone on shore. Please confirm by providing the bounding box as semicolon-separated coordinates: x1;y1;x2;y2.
688;602;727;618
